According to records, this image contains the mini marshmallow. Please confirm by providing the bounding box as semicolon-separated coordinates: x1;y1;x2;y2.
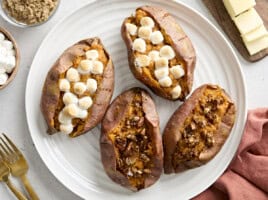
0;33;5;41
5;56;16;73
74;82;87;95
1;40;13;50
76;109;88;119
126;23;137;36
154;67;169;80
87;78;98;94
63;92;78;105
91;61;104;75
63;104;79;118
140;17;155;28
86;50;99;60
0;55;7;68
170;65;185;79
59;79;70;92
155;57;169;69
160;45;175;60
151;31;164;45
159;76;172;87
0;73;8;85
0;47;7;56
138;26;152;40
58;111;72;125
6;50;15;56
148;50;160;61
60;124;73;134
78;96;93;110
78;60;93;74
132;38;146;53
66;67;80;82
171;85;182;99
135;55;151;67
0;66;6;74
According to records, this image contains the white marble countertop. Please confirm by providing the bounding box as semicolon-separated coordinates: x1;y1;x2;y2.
0;0;267;199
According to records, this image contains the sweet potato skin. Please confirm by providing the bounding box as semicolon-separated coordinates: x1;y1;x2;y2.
121;5;196;101
100;87;163;191
41;37;114;137
163;84;236;174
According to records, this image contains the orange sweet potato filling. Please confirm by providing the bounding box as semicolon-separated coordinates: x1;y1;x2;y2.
108;94;154;190
126;9;188;99
172;87;231;168
54;42;108;136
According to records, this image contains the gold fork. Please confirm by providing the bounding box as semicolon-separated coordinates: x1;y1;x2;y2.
0;156;28;200
0;133;39;200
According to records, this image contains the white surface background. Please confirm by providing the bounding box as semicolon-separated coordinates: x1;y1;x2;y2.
0;0;267;199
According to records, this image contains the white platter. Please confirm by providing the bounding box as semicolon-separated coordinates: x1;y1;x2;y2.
25;0;247;199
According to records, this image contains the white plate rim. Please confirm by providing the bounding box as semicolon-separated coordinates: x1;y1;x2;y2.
25;0;248;199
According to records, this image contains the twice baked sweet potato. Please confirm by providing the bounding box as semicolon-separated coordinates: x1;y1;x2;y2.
163;84;236;173
100;87;163;191
121;6;196;101
41;37;114;137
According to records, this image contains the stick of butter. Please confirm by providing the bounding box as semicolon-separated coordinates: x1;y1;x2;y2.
242;25;268;43
244;36;268;55
233;8;263;35
223;0;256;18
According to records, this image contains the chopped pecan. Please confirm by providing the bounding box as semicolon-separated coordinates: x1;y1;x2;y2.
115;137;127;151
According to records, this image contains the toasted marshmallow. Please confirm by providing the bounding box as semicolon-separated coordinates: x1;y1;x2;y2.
135;55;151;67
155;57;169;69
154;67;169;80
86;50;99;60
148;50;159;61
63;104;79;118
1;40;13;50
159;76;172;87
0;33;4;41
0;73;8;85
132;38;146;53
66;67;80;82
78;96;93;110
60;124;73;134
87;78;98;94
138;26;152;40
59;79;70;92
0;66;6;74
63;92;78;105
77;109;88;119
74;82;87;95
58;111;72;125
151;31;164;45
78;60;93;74
170;65;185;79
126;23;137;36
140;17;155;28
91;61;104;75
171;85;182;99
5;56;16;73
160;45;175;60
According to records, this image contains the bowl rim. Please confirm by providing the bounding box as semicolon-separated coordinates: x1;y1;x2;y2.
0;27;20;90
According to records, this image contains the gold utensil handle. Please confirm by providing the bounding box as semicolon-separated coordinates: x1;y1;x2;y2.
6;178;28;200
20;174;39;200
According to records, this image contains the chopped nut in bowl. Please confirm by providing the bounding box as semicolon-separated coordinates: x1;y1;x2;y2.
0;0;60;27
0;27;19;90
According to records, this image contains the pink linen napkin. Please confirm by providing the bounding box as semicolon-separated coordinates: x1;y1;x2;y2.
192;108;268;200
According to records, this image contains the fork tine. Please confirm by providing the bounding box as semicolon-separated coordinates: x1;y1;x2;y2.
2;134;21;155
0;136;14;156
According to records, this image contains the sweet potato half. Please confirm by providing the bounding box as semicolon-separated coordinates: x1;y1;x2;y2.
121;6;196;101
163;84;236;173
100;87;163;191
41;37;114;137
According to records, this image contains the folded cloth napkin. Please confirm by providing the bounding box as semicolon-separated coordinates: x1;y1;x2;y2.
193;108;268;200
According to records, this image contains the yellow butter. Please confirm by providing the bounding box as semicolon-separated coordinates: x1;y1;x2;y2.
233;8;263;35
242;25;268;42
244;36;268;55
223;0;255;17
